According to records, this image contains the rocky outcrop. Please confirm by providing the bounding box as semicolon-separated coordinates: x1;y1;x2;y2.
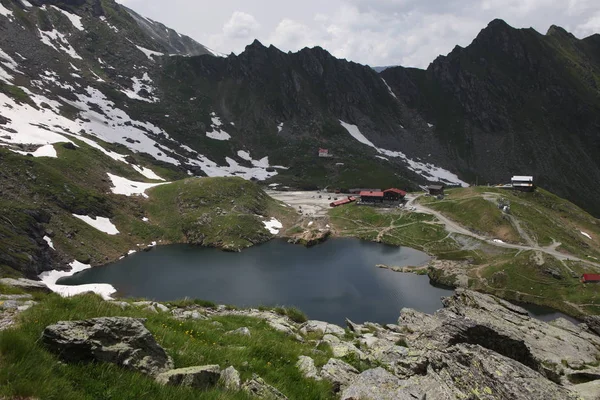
299;320;345;337
401;344;580;400
241;374;288;400
397;289;600;385
296;356;321;380
41;317;173;376
320;358;359;393
0;293;38;330
341;367;420;400
156;365;221;389
219;366;241;391
0;278;51;293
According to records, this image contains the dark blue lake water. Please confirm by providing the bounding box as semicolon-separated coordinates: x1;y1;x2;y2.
60;238;577;325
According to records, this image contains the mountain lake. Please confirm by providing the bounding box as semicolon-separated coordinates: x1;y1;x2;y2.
60;238;577;325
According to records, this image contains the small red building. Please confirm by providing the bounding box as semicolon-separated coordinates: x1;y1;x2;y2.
384;188;407;201
318;148;332;158
582;274;600;283
330;196;356;207
360;191;385;203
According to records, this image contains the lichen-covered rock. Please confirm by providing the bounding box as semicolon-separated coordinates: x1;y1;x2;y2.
300;320;345;337
320;358;359;393
225;327;251;336
241;374;287;399
219;366;241;390
296;355;320;380
322;334;365;359
156;365;221;389
399;289;600;383
401;344;579;400
41;317;173;376
341;367;421;400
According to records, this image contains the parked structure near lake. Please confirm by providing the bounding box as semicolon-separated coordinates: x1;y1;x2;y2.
427;185;445;196
511;176;535;192
383;188;407;201
330;196;357;207
318;148;333;158
359;190;385;203
349;188;381;194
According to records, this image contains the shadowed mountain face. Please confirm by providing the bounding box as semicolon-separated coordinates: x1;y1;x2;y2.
382;19;600;216
0;1;599;215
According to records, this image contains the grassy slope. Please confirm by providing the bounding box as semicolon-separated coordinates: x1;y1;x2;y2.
420;187;600;259
0;292;334;400
0;138;294;277
329;189;600;317
143;177;295;250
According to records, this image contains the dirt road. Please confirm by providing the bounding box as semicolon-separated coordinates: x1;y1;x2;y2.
405;194;600;269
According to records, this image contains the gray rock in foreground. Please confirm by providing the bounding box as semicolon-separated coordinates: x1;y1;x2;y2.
320;358;358;393
219;366;241;391
401;344;580;400
41;317;173;376
398;289;600;385
242;374;288;399
0;278;51;293
341;367;422;400
156;365;221;389
296;355;321;380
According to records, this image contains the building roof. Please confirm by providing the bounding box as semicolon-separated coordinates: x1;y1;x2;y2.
428;185;444;190
318;148;329;152
583;274;600;282
512;176;533;181
384;188;407;196
360;191;384;197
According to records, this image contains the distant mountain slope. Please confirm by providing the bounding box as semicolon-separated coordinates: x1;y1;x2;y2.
123;5;221;57
381;19;600;216
0;0;599;216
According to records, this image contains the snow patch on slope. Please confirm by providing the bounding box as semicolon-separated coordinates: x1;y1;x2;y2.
581;231;592;240
73;214;120;235
11;144;57;158
339;120;468;187
0;3;13;18
206;112;231;141
39;29;82;59
107;173;166;198
39;261;116;300
381;78;398;100
121;72;158;103
49;5;84;31
136;45;163;60
263;218;283;234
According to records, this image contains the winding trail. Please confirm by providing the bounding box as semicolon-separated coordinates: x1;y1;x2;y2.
405;194;600;269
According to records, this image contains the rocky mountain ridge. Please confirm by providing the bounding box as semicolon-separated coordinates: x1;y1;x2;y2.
1;1;599;216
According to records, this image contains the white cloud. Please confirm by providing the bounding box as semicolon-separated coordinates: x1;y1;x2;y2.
223;11;260;39
116;0;600;68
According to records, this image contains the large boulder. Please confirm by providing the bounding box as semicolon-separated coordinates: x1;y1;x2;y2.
41;317;173;376
401;344;580;400
320;358;359;393
156;365;221;389
341;367;422;400
398;289;600;384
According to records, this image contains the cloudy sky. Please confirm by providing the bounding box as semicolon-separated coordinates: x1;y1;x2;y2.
118;0;600;68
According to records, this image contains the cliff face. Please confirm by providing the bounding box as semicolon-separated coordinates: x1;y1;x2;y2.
382;20;600;215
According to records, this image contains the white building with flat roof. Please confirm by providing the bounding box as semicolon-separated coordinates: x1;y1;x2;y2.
511;176;535;191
